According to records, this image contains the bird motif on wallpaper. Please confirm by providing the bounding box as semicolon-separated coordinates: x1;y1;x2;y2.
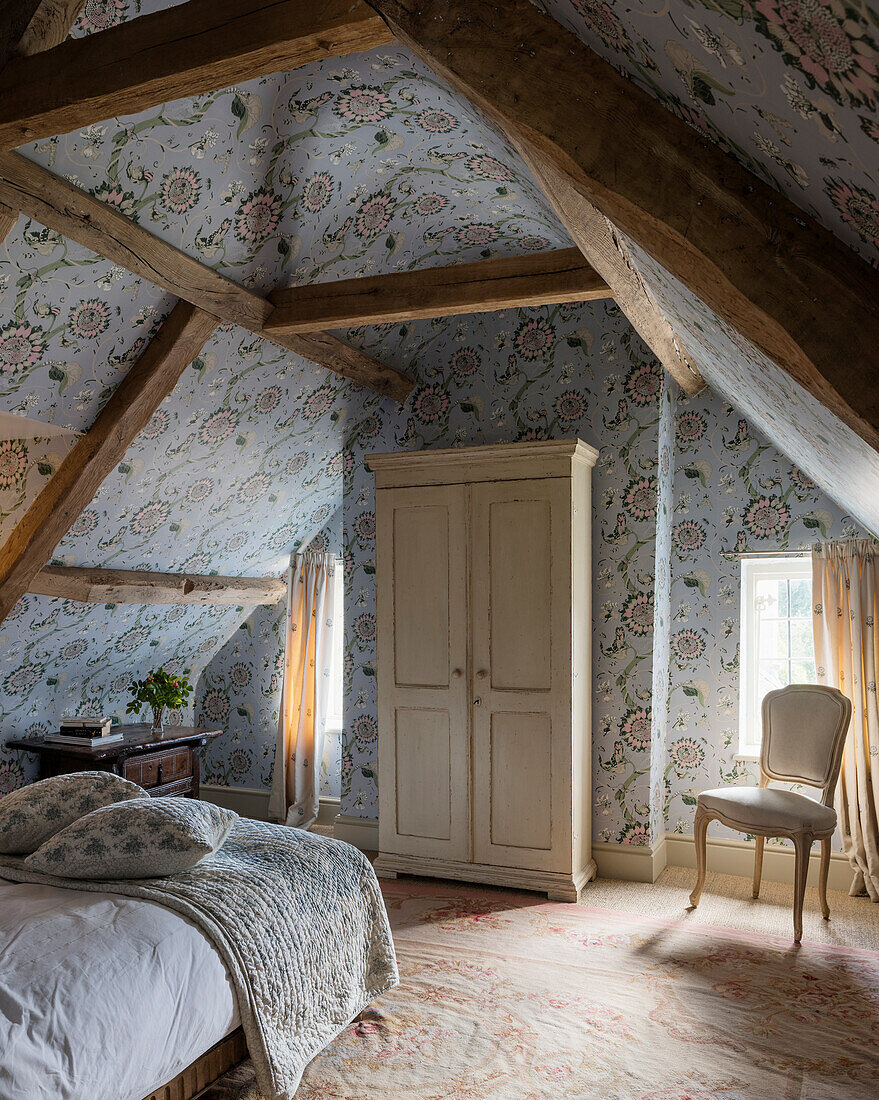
605;513;630;546
603;399;631;432
724;419;751;452
600;627;629;661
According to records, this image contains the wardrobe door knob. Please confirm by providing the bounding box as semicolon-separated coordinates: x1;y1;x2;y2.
452;668;463;679
476;669;487;680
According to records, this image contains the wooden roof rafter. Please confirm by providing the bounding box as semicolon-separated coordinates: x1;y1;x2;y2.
363;0;879;447
31;566;286;606
265;248;612;333
0;0;395;149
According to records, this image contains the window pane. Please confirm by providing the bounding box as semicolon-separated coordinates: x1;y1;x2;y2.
755;578;786;616
759;659;790;699
789;578;811;617
758;619;789;659
790;659;816;684
790;618;814;660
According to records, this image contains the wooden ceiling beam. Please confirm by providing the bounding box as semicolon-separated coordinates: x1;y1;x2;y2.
16;0;87;56
365;0;879;449
0;301;218;625
31;565;286;605
0;0;394;149
265;247;611;333
0;151;412;400
518;156;703;395
0;0;43;70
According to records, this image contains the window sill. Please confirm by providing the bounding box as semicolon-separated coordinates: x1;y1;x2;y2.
734;753;760;763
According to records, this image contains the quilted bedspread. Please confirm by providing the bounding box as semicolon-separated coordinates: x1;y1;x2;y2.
0;819;399;1099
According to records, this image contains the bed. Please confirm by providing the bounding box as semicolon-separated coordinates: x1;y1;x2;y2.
0;820;398;1100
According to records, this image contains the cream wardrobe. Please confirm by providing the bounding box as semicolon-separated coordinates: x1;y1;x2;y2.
367;439;597;901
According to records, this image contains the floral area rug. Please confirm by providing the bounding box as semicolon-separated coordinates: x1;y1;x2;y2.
203;878;879;1099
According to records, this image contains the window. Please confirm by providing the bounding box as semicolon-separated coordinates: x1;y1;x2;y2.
324;576;344;738
739;556;816;757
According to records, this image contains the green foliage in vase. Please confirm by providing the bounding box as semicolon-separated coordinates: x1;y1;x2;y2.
126;668;193;718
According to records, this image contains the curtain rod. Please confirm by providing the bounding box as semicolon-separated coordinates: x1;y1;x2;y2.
721;549;810;560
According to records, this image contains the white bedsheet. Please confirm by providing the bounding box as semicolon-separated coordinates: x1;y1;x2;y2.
0;877;239;1100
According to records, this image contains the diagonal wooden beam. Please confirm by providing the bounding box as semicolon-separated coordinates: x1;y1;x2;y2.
16;0;86;56
518;155;703;395
365;0;879;450
0;0;43;70
0;151;412;400
0;301;218;624
30;565;286;605
0;0;394;149
265;248;611;333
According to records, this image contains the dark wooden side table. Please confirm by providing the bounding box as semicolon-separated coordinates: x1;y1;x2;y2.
5;725;222;799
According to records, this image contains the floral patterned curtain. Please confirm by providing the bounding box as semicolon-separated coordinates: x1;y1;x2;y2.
268;552;336;829
812;541;879;900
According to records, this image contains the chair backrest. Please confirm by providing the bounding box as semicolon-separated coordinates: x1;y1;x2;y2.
760;685;852;804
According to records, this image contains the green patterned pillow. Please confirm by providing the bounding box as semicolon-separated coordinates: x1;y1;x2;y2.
24;797;237;879
0;771;147;855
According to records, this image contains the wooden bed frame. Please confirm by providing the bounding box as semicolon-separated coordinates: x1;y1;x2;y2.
141;1027;248;1100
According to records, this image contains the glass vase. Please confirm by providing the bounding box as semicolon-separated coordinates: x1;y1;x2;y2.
151;706;164;734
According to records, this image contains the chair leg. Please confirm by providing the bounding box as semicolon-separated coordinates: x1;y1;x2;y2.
689;808;710;908
792;832;812;944
819;838;831;920
752;835;764;899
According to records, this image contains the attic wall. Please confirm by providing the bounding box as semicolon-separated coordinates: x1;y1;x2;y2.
184;299;867;848
666;385;866;849
0;331;351;793
534;0;879;266
197;508;345;798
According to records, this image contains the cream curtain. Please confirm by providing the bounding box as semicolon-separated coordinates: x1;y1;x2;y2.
268;551;337;829
812;540;879;900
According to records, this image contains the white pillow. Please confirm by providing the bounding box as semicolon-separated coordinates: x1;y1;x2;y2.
0;771;147;855
25;797;237;879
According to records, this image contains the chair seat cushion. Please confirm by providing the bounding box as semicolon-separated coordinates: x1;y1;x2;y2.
697;787;837;835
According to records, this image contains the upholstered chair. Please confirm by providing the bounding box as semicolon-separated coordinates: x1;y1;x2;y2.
688;684;852;943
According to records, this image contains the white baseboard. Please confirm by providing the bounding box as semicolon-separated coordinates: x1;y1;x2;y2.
665;831;854;894
198;792;856;894
592;837;668;883
200;784;339;830
333;814;379;851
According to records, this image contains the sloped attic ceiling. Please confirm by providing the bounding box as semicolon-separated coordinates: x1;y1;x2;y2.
360;0;879;535
0;4;584;726
530;0;879;533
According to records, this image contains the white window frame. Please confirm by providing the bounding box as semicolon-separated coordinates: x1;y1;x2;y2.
324;577;344;739
738;555;814;758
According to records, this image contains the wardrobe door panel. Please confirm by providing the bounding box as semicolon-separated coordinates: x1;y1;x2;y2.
471;478;572;872
376;484;470;861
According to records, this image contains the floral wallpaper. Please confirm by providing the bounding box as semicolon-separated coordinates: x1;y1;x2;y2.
198;508;344;799
0;0;873;856
535;0;879;267
337;301;667;843
626;234;879;537
666;383;865;847
0;322;354;793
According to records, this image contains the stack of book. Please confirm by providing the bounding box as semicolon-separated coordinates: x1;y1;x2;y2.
45;716;123;747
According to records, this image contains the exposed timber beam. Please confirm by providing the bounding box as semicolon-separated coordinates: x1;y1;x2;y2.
0;0;394;149
518;156;703;395
0;199;15;246
0;151;412;401
0;0;43;70
31;565;286;605
365;0;879;449
0;301;218;625
16;0;87;56
265;248;612;334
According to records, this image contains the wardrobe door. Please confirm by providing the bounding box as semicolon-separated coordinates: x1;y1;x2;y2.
376;484;471;861
470;478;572;872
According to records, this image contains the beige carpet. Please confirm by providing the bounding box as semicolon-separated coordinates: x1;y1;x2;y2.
585;865;879;949
203;874;879;1099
